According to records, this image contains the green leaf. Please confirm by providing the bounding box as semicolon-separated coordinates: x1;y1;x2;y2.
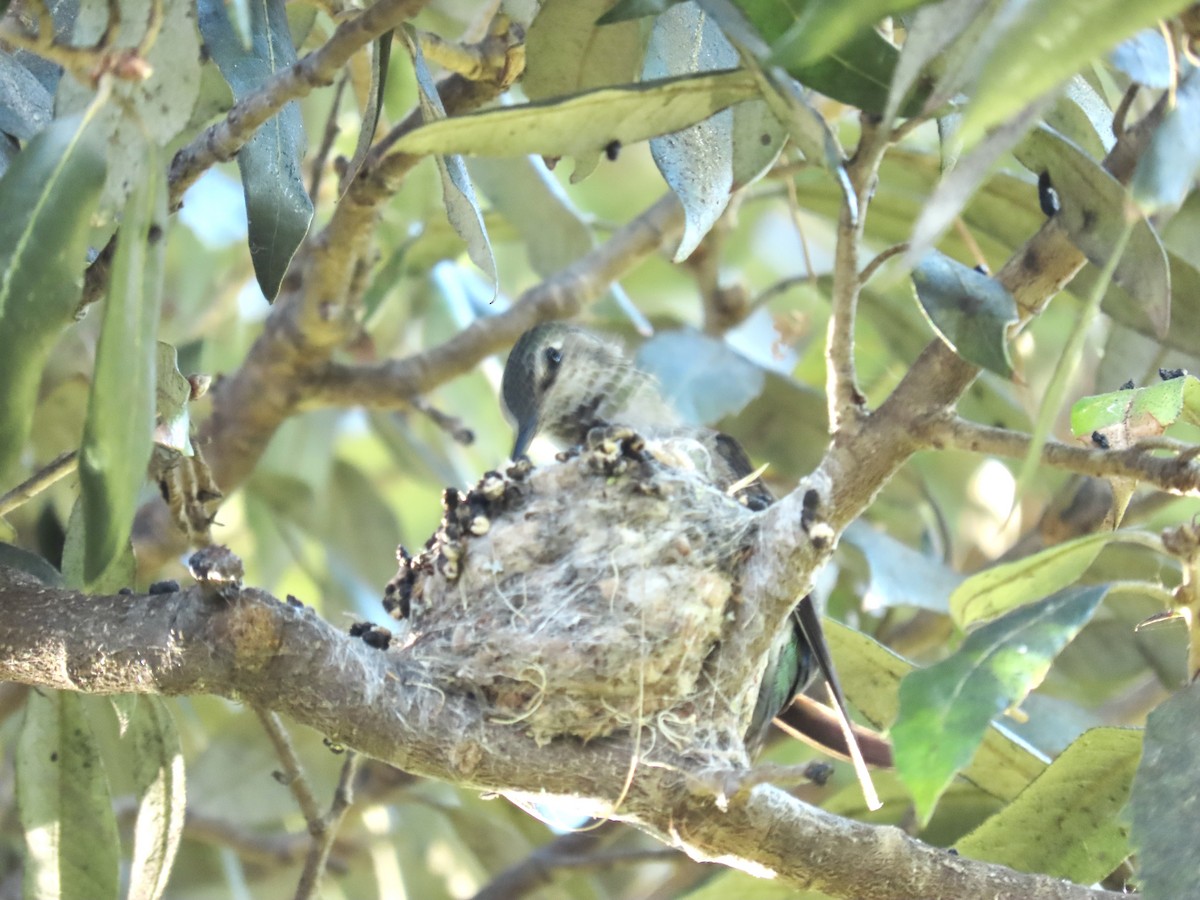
56;0;201;221
392;69;761;159
198;0;313;301
768;0;933;69
910;251;1017;377
79;140;166;582
958;0;1194;149
124;696;187;900
843;520;963;614
958;727;1140;882
403;29;496;294
62;497;135;592
17;691;120;900
823;620;1050;803
0;110;106;477
644;4;738;261
893;585;1108;824
1132;68;1200;214
598;0;683;23
1016;127;1170;338
339;30;392;191
1071;375;1200;448
1131;681;1200;899
949;530;1161;629
524;0;646;180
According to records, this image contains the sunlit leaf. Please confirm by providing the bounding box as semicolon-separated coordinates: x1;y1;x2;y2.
958;0;1193;149
949;530;1161;629
198;0;313;301
957;727;1139;882
1070;375;1200;448
1109;28;1173;89
893;585;1108;824
1131;681;1200;899
79;139;166;581
17;691;120;900
636;329;765;424
525;0;645;180
0;110;105;477
393;69;759;159
910;251;1017;377
124;696;187;900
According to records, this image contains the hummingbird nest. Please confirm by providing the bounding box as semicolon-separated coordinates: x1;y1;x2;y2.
382;428;760;747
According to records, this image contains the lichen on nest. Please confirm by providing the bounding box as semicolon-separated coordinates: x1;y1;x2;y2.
382;430;761;747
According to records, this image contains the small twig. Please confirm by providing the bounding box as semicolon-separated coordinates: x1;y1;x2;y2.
919;414;1200;496
858;242;910;286
255;707;325;828
471;822;621;900
309;74;348;201
783;173;819;288
294;751;362;900
952;217;989;272
411;397;475;445
0;451;79;517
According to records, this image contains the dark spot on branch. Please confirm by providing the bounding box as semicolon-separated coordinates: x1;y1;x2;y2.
1091;431;1110;449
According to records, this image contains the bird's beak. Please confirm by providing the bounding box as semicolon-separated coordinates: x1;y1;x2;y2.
512;419;536;461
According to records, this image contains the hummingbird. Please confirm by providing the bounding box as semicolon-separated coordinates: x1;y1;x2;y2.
499;322;837;751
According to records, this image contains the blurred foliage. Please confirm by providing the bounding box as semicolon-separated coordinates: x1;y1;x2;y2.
1;0;1200;897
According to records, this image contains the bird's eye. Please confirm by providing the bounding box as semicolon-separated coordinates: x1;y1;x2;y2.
544;347;562;368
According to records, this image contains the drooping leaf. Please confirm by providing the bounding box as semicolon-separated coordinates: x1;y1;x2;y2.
17;691;120;900
893;585;1109;824
949;530;1162;629
1016;127;1171;337
123;696;187;900
79;139;166;582
635;329;765;424
1070;374;1200;448
340;30;392;192
402;28;497;296
56;0;201;220
843;520;963;614
958;0;1194;149
957;727;1140;882
198;0;313;301
524;0;646;180
1132;68;1200;214
910;251;1017;377
391;69;760;159
1131;681;1200;899
0;110;106;477
823;620;1050;804
644;3;737;261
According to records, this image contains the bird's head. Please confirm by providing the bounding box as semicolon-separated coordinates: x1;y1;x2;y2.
501;323;628;460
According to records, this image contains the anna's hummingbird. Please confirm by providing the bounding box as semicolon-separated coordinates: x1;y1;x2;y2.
499;322;820;748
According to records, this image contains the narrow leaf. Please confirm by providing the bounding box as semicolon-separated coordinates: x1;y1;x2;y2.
403;29;497;295
62;497;136;592
949;530;1161;629
79;139;166;581
958;727;1140;883
1131;681;1200;899
1132;68;1200;214
198;0;313;301
0;110;106;477
893;585;1108;824
958;0;1194;149
391;69;761;159
125;696;187;900
910;251;1017;377
339;31;392;193
17;691;120;900
768;0;932;69
644;3;736;261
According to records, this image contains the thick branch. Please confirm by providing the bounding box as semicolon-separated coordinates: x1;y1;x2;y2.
0;567;1120;900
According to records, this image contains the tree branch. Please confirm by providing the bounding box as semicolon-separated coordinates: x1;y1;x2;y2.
0;565;1121;900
